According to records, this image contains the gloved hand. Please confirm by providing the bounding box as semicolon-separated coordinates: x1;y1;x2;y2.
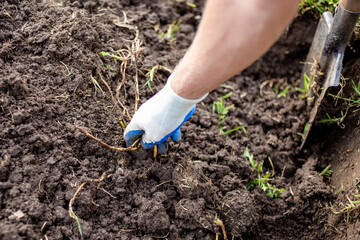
124;76;207;155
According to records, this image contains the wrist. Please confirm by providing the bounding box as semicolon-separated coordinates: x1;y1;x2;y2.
168;73;208;101
166;74;208;106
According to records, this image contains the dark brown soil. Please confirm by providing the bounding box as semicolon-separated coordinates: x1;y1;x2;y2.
0;1;358;239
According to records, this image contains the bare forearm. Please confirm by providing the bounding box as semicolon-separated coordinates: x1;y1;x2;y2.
171;0;300;99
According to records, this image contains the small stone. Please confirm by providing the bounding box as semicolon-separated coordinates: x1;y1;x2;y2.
9;210;25;221
47;157;56;165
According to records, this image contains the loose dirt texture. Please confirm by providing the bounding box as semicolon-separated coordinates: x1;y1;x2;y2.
1;1;359;239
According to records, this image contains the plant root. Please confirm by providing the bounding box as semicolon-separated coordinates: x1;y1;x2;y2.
75;125;140;151
97;71;128;126
214;218;228;240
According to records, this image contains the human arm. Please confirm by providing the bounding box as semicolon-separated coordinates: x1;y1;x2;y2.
171;0;300;99
124;0;300;153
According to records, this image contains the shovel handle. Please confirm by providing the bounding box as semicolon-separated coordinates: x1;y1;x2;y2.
340;0;360;13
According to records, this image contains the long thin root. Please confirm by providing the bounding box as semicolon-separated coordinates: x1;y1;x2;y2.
75;125;140;151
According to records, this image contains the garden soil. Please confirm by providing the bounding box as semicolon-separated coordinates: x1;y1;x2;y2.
1;0;359;239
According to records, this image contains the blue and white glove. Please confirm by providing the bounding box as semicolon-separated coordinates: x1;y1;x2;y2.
124;76;207;155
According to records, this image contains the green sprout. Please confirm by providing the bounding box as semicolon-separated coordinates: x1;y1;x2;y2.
277;86;291;98
244;147;257;168
90;75;105;97
320;164;333;179
244;148;285;199
350;79;360;107
337;184;344;193
295;73;314;99
329;195;360;222
70;210;83;237
317;112;345;125
186;1;196;8
298;122;309;142
328;79;360;107
143;65;172;93
249;172;285;199
155;20;182;40
212;92;243;135
212;92;234;125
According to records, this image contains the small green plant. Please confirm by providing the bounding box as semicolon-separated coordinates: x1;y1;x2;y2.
244;147;257;168
276;85;291;98
298;122;309;142
350;79;360;107
244;148;285;199
317;112;345;125
143;65;172;93
212;92;243;135
299;0;338;14
295;73;314;99
155;20;182;40
249;172;285;199
337;184;344;193
329;195;360;222
90;75;105;97
220;125;247;136
213;92;234;125
186;1;196;8
70;210;83;237
320;164;333;179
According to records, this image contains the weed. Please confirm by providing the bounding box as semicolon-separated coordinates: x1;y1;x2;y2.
317;112;346;127
338;184;344;193
249;171;285;199
297;122;309;142
239;123;249;137
295;73;314;99
212;92;234;125
113;11;137;30
100;29;144;113
274;85;291;98
90;75;105;97
329;195;360;222
299;0;338;14
70;210;82;237
320;164;333;179
328;79;360;111
104;64;114;71
220;126;244;135
243;147;257;168
155;20;182;40
60;61;71;76
212;92;243;135
186;1;196;8
143;65;172;93
244;148;285;199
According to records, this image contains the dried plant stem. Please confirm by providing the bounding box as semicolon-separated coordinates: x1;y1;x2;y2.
97;71;128;126
76;126;140;151
133;57;140;112
115;53;132;120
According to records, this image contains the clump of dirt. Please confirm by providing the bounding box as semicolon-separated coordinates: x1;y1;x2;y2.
1;1;357;239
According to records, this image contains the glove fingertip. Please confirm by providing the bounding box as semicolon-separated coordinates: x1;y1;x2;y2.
171;129;181;141
157;142;168;155
124;130;144;147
